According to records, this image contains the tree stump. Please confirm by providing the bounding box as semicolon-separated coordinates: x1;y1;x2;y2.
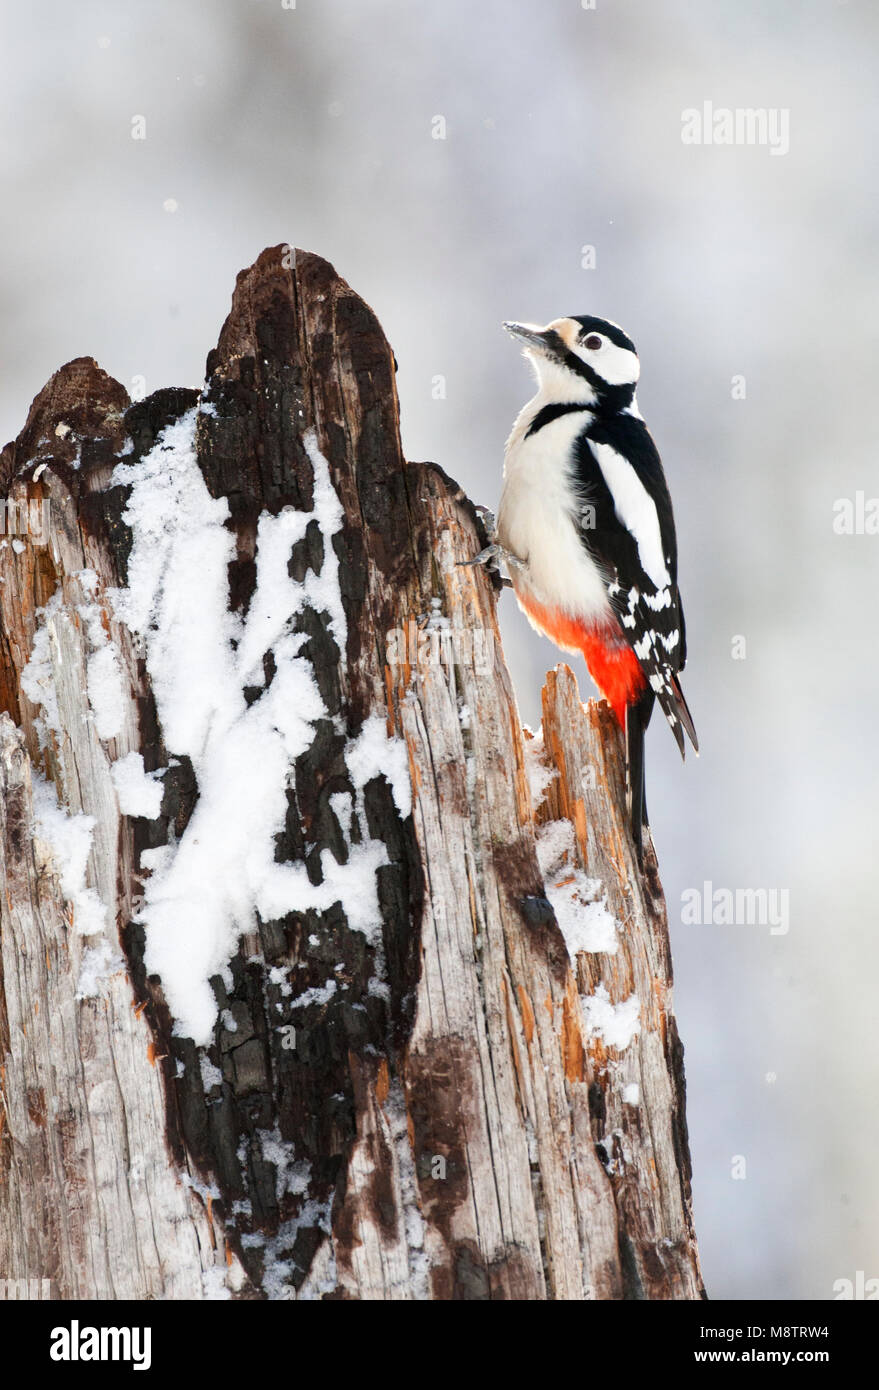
0;246;703;1300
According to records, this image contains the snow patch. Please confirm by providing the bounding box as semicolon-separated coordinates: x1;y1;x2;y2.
111;751;164;820
77;937;124;1000
86;645;125;740
201;1266;232;1300
536;818;619;956
200;1056;223;1092
523;728;557;807
20;592;64;742
31;774;121;997
290;979;337;1010
581;985;641;1050
31;775;107;939
258;1125;311;1203
344;713;411;817
109;414;389;1045
76;577;126;740
535;817;576;878
548;870;618;956
268;964;293;998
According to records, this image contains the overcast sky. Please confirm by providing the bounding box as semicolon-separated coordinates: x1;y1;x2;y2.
2;0;877;1300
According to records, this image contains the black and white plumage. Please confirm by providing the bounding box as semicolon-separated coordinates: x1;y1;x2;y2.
492;314;698;859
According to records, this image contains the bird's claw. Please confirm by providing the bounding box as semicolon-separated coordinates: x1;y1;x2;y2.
458;543;502;569
458;506;524;587
458;542;521;588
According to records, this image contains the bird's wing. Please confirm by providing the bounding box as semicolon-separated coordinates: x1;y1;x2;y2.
572;420;698;755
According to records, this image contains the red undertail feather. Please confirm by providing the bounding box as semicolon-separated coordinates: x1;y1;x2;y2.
516;595;645;727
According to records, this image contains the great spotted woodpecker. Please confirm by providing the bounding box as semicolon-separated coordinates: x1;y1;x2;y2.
471;315;697;861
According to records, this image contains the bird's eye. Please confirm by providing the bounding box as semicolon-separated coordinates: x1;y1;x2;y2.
583;334;603;350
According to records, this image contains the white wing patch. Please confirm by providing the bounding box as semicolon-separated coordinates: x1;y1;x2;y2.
589;441;671;590
635;628;680;660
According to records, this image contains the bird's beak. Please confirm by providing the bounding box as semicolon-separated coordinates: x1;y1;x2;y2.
502;321;555;352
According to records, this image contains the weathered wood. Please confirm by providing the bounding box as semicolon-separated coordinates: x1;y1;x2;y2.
0;368;237;1298
538;672;702;1298
0;246;703;1299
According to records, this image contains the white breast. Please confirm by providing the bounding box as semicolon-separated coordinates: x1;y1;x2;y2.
497;405;613;623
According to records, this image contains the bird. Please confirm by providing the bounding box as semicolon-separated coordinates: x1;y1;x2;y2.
468;315;697;862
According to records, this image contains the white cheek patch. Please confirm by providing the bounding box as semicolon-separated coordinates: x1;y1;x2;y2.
572;341;640;386
589;442;671;589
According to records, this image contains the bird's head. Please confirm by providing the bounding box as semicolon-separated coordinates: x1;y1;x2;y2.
503;315;640;410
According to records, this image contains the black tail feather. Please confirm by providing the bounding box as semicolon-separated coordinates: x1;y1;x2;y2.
671;674;699;754
654;673;698;761
625;696;652;864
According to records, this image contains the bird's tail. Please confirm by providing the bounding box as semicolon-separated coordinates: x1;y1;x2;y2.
625;694;654;864
670;674;699;754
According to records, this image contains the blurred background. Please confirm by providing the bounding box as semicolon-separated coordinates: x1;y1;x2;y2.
2;0;877;1300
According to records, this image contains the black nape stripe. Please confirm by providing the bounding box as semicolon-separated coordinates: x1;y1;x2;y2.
558;346;635;413
525;402;592;438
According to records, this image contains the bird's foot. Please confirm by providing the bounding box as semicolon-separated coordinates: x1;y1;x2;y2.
458;508;525;587
458;545;513;588
459;541;503;569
